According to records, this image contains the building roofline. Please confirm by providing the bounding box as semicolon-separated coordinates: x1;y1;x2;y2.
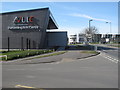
47;31;67;33
49;12;59;29
1;7;59;29
1;7;49;15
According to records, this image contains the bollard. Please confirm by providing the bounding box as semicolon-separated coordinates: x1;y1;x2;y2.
94;46;97;51
0;55;7;60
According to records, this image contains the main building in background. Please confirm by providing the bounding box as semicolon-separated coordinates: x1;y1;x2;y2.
1;8;68;50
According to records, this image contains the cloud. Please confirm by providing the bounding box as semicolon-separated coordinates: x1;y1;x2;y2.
69;13;111;22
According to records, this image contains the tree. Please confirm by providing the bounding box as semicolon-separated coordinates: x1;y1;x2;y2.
82;26;99;43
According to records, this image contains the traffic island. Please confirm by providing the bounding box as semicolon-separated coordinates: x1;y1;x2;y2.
77;50;100;59
2;50;100;65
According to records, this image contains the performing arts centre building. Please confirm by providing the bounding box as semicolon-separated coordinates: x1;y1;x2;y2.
1;8;68;50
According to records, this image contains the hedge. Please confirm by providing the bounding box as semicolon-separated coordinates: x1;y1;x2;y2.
0;49;53;61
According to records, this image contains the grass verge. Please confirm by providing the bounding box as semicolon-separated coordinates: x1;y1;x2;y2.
80;50;98;54
25;51;67;60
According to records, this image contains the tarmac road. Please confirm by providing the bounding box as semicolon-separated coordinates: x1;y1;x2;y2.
2;50;118;88
93;44;119;60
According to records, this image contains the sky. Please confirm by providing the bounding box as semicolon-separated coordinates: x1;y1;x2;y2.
1;2;118;37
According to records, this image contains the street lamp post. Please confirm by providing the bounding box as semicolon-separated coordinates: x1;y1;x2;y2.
88;19;93;43
110;22;111;33
89;19;93;32
106;22;112;44
106;22;112;34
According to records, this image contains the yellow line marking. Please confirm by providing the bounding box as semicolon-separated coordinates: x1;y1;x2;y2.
15;85;36;88
15;85;45;90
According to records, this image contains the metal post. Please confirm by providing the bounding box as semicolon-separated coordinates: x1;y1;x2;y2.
29;39;31;49
8;37;10;52
21;37;24;50
26;38;28;50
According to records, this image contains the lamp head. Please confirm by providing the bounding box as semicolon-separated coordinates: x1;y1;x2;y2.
90;19;93;21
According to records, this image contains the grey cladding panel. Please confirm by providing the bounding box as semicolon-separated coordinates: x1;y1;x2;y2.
47;32;67;47
2;8;50;49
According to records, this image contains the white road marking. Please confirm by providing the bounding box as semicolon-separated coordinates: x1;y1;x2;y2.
100;52;118;64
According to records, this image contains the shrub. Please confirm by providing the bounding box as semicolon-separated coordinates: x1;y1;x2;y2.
3;49;53;60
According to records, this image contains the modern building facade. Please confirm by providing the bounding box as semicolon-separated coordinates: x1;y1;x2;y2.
78;34;86;44
69;34;77;44
1;8;67;50
78;33;120;44
101;34;120;44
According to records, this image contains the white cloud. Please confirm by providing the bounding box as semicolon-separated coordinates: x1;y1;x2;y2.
69;13;111;22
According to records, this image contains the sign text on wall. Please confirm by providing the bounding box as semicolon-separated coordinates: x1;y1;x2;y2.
8;16;40;30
